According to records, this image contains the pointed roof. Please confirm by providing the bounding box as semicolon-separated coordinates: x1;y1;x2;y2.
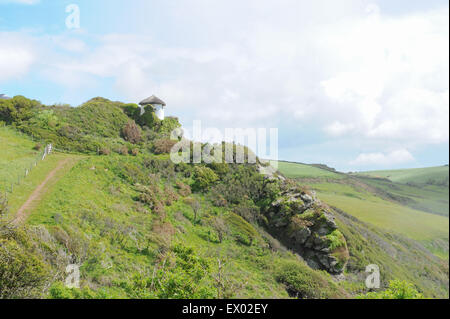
139;95;166;106
0;94;11;100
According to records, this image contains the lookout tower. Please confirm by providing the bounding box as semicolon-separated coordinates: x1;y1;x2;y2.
139;95;166;120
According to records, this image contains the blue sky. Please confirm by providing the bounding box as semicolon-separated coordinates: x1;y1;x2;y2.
0;0;448;171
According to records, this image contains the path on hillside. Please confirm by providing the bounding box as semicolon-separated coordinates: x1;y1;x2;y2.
12;158;73;225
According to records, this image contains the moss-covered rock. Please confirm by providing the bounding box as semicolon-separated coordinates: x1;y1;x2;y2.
264;187;349;274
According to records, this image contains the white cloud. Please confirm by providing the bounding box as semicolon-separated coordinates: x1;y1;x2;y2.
319;6;449;145
350;149;415;166
0;32;35;82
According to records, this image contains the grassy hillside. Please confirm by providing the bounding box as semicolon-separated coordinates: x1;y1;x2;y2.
1;96;448;299
0;126;41;192
354;175;448;217
273;161;344;179
275;161;449;259
354;166;449;186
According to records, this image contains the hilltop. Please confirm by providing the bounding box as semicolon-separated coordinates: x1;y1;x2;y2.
0;96;448;299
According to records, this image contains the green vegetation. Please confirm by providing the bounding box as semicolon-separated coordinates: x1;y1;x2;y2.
359;280;424;299
276;161;449;260
273;161;343;179
0;126;42;192
0;96;448;299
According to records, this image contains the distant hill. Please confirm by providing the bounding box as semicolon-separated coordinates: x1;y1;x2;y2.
353;166;449;187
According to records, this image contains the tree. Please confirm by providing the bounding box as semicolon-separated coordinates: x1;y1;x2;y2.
211;217;227;243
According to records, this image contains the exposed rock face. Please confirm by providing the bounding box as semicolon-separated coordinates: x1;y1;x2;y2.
265;187;349;274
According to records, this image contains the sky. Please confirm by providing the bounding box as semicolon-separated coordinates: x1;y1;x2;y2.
0;0;448;172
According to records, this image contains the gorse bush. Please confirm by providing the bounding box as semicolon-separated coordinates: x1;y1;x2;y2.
274;260;346;299
0;95;40;124
359;280;424;299
193;166;219;191
0;228;50;298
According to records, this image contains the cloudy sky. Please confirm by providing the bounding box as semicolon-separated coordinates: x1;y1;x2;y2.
0;0;448;171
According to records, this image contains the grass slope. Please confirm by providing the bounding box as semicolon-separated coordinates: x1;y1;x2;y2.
273;161;343;179
25;155;345;298
0;126;42;192
0;126;81;218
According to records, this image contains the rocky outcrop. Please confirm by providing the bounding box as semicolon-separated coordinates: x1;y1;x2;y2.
264;187;349;274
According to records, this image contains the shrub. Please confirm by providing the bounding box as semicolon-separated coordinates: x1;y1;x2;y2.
359;280;424;299
157;116;182;137
122;120;142;144
274;260;344;299
117;145;129;156
193;166;219;191
0;237;50;298
234;199;261;223
211;217;228;243
225;213;259;246
153;139;177;154
164;186;179;206
99;147;111;155
175;181;191;197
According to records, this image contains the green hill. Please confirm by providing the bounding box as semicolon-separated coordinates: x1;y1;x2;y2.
354;166;449;186
0;96;448;299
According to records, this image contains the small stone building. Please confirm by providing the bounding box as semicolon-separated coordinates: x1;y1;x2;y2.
139;95;166;120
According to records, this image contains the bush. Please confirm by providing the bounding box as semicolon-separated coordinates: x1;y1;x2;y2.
359;280;424;299
225;213;259;246
99;147;111;155
153;139;177;154
164;186;179;206
117;145;129;156
0;95;40;124
0;237;50;298
175;181;191;197
274;260;344;299
122;120;142;144
193;166;219;191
